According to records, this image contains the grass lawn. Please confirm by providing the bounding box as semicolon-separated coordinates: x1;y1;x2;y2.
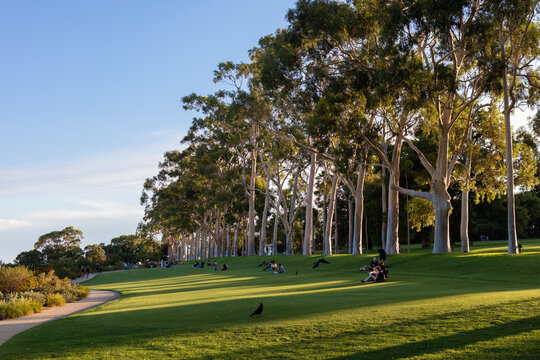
1;240;539;359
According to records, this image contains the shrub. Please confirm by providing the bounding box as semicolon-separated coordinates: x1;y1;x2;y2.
34;270;71;294
76;286;90;299
56;288;77;302
0;266;35;293
46;293;65;307
1;291;46;306
0;297;42;319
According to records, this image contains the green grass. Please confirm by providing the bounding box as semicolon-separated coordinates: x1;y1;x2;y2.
1;240;539;359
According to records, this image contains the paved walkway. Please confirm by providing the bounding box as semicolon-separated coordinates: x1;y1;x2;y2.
0;287;120;346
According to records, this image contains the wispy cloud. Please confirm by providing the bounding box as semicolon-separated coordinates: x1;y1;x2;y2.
26;198;143;221
0;219;31;231
0;138;183;196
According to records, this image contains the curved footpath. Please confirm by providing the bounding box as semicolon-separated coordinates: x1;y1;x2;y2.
0;273;120;346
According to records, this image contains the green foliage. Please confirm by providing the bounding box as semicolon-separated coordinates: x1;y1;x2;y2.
15;250;45;268
0;297;42;319
84;244;106;265
45;293;65;307
34;270;72;295
408;198;435;232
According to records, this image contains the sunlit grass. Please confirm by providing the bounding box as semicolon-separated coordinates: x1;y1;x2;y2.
1;240;539;359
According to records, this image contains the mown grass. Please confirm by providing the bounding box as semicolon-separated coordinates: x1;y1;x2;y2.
1;240;539;359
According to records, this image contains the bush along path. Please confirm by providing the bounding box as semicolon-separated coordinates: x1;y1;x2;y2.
0;289;120;345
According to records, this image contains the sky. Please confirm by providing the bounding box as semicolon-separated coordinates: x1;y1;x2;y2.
0;1;535;263
0;0;298;263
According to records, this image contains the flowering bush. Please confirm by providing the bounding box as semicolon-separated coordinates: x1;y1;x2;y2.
0;268;90;320
0;266;36;293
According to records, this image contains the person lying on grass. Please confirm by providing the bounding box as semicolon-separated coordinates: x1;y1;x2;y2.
359;257;379;271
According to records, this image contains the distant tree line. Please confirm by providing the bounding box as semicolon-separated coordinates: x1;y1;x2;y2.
14;226;167;278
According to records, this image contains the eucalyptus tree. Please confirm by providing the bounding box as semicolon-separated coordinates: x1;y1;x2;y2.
372;0;513;253
486;0;540;253
251;30;326;255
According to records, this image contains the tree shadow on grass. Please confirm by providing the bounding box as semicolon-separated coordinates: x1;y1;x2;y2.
2;298;538;359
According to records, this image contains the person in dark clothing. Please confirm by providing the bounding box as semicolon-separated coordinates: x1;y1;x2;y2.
359;257;379;271
378;246;387;262
221;263;228;271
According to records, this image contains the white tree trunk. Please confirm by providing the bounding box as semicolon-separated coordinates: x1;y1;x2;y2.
259;162;273;256
460;128;473;253
381;137;388;249
232;223;239;257
272;206;279;255
352;159;367;255
385;135;402;255
348;198;353;254
324;173;339;255
247;130;257;256
500;27;519;254
285;165;302;255
334;198;339;254
303;152;317;255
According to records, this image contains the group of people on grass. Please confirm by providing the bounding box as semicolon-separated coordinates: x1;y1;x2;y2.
191;260;229;271
261;260;285;274
359;247;389;284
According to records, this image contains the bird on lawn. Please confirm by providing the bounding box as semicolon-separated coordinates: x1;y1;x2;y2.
313;258;330;268
250;303;264;317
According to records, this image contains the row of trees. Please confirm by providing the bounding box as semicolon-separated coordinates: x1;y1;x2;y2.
141;0;540;259
14;226;167;278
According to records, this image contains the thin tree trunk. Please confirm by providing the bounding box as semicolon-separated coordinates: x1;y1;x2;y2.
352;158;367;255
225;225;231;257
381;130;388;249
259;162;273;256
500;27;519;254
303;152;317;255
286;164;302;255
348;198;353;254
334;196;339;254
232;223;239;257
460;128;473;253
324;173;339;255
272;207;279;255
364;215;368;253
247;123;258;256
406;172;411;253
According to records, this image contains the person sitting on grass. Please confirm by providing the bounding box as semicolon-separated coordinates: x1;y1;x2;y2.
274;263;285;274
361;267;379;283
221;263;229;271
361;262;389;283
192;261;200;269
359;257;379;271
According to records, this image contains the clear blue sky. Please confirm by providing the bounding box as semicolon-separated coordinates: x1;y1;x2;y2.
0;0;297;262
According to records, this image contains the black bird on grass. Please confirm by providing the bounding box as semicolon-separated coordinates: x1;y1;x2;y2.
250;303;264;317
313;258;330;268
